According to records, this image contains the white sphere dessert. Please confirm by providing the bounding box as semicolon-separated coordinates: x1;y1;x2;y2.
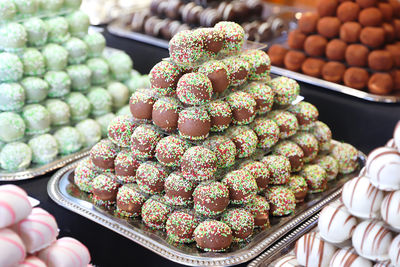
0;83;25;112
63;37;88;64
352;220;393;261
75;119;101;147
107;82;130;108
330;248;373;267
116;105;130;116
45;16;70;44
21;77;49;104
0;0;16;22
0;184;32;228
54;126;83;155
65;92;91;121
66;64;92;92
45;99;71;126
13;0;38;15
87;87;112;116
389;234;400;267
22;104;51;135
28;134;59;164
84;32;105;58
342;175;384;219
0;52;23;83
0;142;32;171
21;48;45;76
0;112;25;143
64;0;82;9
295;232;336;267
318;201;358;244
95;112;115;137
0;22;27;52
66;10;90;38
366;147;400;191
381;190;400;231
386;139;396;149
19;256;47;267
42;43;68;71
23;17;48;47
274;255;300;266
39;0;63;12
0;228;26;267
44;71;71;98
394;121;400;152
106;51;133;82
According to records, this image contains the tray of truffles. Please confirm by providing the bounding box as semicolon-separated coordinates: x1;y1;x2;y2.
266;0;400;102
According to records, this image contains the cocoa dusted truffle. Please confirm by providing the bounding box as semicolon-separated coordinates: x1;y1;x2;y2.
150;61;182;96
164;172;195;206
226;91;256;125
202;135;236;169
300;164;328;193
225;126;258;158
326;39;347;61
267;44;288;66
244;195;270;228
288;175;308;203
343;67;369;89
178;106;211;140
288;29;306;50
267;110;299;139
166;210;199;243
386;44;400;68
169;30;204;67
383;23;396;43
129;90;156;120
136;161;168;195
193;181;230;216
206;100;232;132
301;58;326;78
272;140;305;172
269;76;300;106
176;72;213;106
337;2;360;22
115;150;140;183
283;50;306;72
244;82;274;115
130;124;162;160
92;174;120;206
322;61;346;83
298;12;319;34
222;56;250;87
392;70;400;91
261;155;291;185
359;7;383;27
241;161;270;192
194;220;232;252
107;115;136;148
152;97;181;132
389;0;400;17
266;186;296;216
394;19;400;39
239;50;271;80
222;169;258;204
90;139;118;172
198;60;229;94
345;44;369;67
181;146;217;182
116;184;146;217
304;35;328;57
141;196;172;230
360;27;385;48
155;135;190;168
368;50;393;71
214;21;245;55
340;22;362;43
221;208;254;242
317;17;341;38
290;132;319;163
287;101;319;131
378;3;393;21
356;0;377;8
251;117;280;149
317;0;338;17
368;73;394;95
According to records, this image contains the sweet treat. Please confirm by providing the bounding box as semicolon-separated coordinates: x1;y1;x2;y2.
244;82;274;115
28;134;58;164
215;21;245;55
0;0;16;22
116;184;146;217
45;71;71;99
266;186;296;216
240;50;271;80
90;139;118;172
74;158;97;192
193;181;229;216
131;124;162;160
164;171;195;206
92;174;119;205
14;0;38;15
0;112;25;143
129;89;156;121
114;150;140;183
39;0;64;12
345;44;369;67
244;195;270;228
21;48;45;76
332;142;359;174
317;17;341;38
301;58;326;78
150;61;181;96
194;28;224;56
273;140;305;172
64;0;82;9
300;164;327;192
177;72;212;106
330;248;373;267
368;73;394;95
105;51;133;82
267;110;299;139
64;37;88;65
343;67;369;90
96;113;115;137
269;76;300;106
393;70;400;91
340;22;362;43
206;100;232;132
107;115;136;148
389;234;400;266
86;58;109;85
283;50;306;72
194;220;232;252
288;102;319;131
250;117;280;149
0;142;32;171
66;11;90;38
222;208;254;242
84;32;106;58
226;91;256;125
288;29;306;50
225;126;258;158
352;220;393;261
166;210;199;243
178;106;211;140
19;256;47;267
65;92;91;121
0;22;27;52
313;155;339;180
169;30;204;67
66;65;91;92
274;255;300;267
309;121;332;151
322;61;346;83
181;146;217;182
222;56;250;86
382;23;395;43
45;17;70;44
202;135;236;169
386;44;400;68
136;161;168;195
241;161;270;192
359;7;383;27
198;60;230;93
337;2;360;22
368;50;393;71
54;126;83;155
291;132;319;163
87;87;112;116
222;169;257;204
381;190;400;231
317;0;338;17
0;184;32;228
0;228;26;267
0;83;25;112
288;175;308;202
356;0;377;8
152;97;181;132
304;35;328;57
395;122;400;149
342;175;384;219
295;232;337;267
262;155;291;185
22;104;51;135
23;18;48;47
360;27;385;48
21;77;49;104
326;39;347;61
141;196;173;229
76;119;101;147
155;135;190;167
267;44;288;66
298;12;319;34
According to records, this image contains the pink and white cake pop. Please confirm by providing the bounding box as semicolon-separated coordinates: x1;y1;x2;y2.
381;190;400;231
18;256;46;267
394;121;400;150
274;255;300;266
352;220;393;261
366;147;400;191
342;176;384;219
330;248;373;267
295;232;337;267
318;201;358;244
389;234;400;267
12;208;58;253
0;228;26;267
38;237;91;267
0;185;32;228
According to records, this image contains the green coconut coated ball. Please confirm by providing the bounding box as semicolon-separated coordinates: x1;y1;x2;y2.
0;52;23;83
64;0;81;9
66;64;92;92
0;22;27;51
45;16;70;44
44;71;71;98
116;105;130;116
105;51;133;81
21;77;49;104
23;17;48;47
66;10;90;38
75;119;101;147
45;99;70;126
0;0;16;21
0;83;25;112
54;126;83;155
13;0;38;15
64;37;88;64
107;82;129;108
22;48;45;76
65;92;91;121
22;104;51;135
95;112;115;137
0;142;32;171
28;134;59;164
0;112;25;143
87;58;109;85
42;43;68;71
39;0;63;12
87;87;112;116
84;32;105;58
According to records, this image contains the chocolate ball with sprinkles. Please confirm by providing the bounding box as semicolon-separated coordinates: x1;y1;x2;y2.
114;150;140;184
176;72;213;106
169;30;204;68
300;164;328;193
287;102;319;131
129;89;156;121
152;97;181;132
222;208;254;242
54;126;83;155
244;82;274;115
222;56;250;87
178;106;211;140
136;161;168;195
241;161;270;192
150;61;182;96
28;134;58;165
155;135;190;168
244;195;270;228
194;220;232;252
181;146;217;182
22;104;50;135
267;110;299;139
84;32;106;58
21;48;45;76
206;100;232;132
313;155;339;180
261;155;291;185
265;186;296;216
87;58;109;85
107;115;136;148
240;50;271;80
225;126;258;158
0;112;25;143
193;28;224;57
92;174;120;206
288;175;308;203
116;184;146;217
331;142;359;174
309;121;332;152
0;142;32;171
250;117;280;149
0;83;25;112
222;169;258;204
131;124;162;160
198;60;230;94
23;18;48;47
0;53;23;83
65;92;91;122
269;76;300;106
202;135;236;169
0;22;27;52
166;210;200;243
193;181;230;216
21;77;49;104
290;132;319;163
90;139;118;172
141;196;173;230
227;91;256;125
272;140;304;172
74;158;98;193
214;21;245;56
164;171;195;206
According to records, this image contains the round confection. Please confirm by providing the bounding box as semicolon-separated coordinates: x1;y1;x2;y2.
53;126;83;155
141;196;172;230
267;110;299;139
116;184;146;217
193;181;229;216
91;174;119;205
125;73;150;93
284;51;306;70
322;61;346;83
225;126;258;158
266;186;296;216
332;142;358;174
0;112;25;143
22;104;50;135
304;35;328;57
352;220;393;261
13;0;37;15
164;171;195;206
295;233;337;267
317;0;338;17
298;12;319;34
63;37;88;65
0;53;23;83
326;39;347;61
288;29;306;50
136;161;168;195
360;27;385;49
0;83;25;112
359;7;383;27
28;134;58;164
114;150;140;183
129;89;156;120
250;117;279;149
75;119;101;147
240;50;271;80
330;248;373;267
176;72;213;106
227;91;256;125
152;97;181;132
86;58;109;85
105;51;133;82
288;175;308;202
0;0;16;22
0;22;27;52
301;58;326;78
389;234;400;266
241;161;270;192
66;65;92;92
383;23;396;43
65;92;91;121
44;99;70;126
45;17;70;44
90;139;118;172
96;113;115;137
107;115;136;148
74;158;98;193
198;60;230;94
194;220;232;252
193;28;224;57
300;164;327;193
244;195;270;228
288;102;319;131
0;142;32;171
356;0;377;8
313;155;339;180
215;21;245;55
221;208;254;242
381;190;400;231
155;135;190;168
368;51;393;72
64;0;82;9
368;73;394;95
131;124;162;160
290;132;319;163
345;44;369;67
244;82;274;115
267;44;288;66
202;135;236;169
23;18;48;47
337;2;360;22
222;56;250;87
166;210;199;243
340;22;361;43
150;61;182;96
117;105;130;116
261;155;291;185
178;106;211;140
273;140;305;172
87;87;112;116
84;32;106;58
44;71;71;98
309;121;332;151
206;100;232;132
317;17;341;38
222;169;257;204
39;0;63;12
392;70;400;92
269;76;300;106
21;48;45;76
169;30;204;67
21;77;48;104
395;121;400;149
66;11;90;38
181;146;217;182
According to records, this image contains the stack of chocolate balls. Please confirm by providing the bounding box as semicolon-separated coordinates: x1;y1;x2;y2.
274;121;400;267
268;0;400;95
0;0;149;172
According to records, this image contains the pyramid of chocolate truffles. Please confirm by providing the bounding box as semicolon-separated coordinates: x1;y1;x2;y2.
73;22;361;253
267;0;400;96
273;121;400;267
0;0;149;172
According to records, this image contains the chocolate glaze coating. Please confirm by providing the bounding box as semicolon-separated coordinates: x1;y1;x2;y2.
304;35;328;57
326;39;347;61
337;2;360;22
343;67;369;89
322;61;346;83
298;12;319;34
317;17;341;38
393;19;400;39
340;22;361;43
268;44;288;66
368;73;394;95
317;0;338;17
288;30;306;50
359;7;383;27
360;27;385;48
198;61;229;94
345;44;369;67
368;50;393;71
193;181;229;216
284;50;306;72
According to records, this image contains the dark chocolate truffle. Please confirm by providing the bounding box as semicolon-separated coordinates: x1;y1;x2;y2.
368;50;393;71
345;44;369;67
181;146;217;182
166;210;199;243
288;29;307;50
304;35;328;57
267;44;288;66
169;30;204;67
283;50;306;72
386;44;400;68
141;196;173;230
152;97;181;132
178;106;211;140
164;172;195;206
221;208;254;242
261;155;291;185
150;61;182;96
92;174;119;205
359;7;383;27
206;100;232;132
226;91;257;125
176;72;213;106
340;22;361;43
198;60;229;94
360;27;385;48
107;115;136;148
389;0;400;18
244;195;270;228
130;124;162;160
129;89;156;120
317;17;341;38
298;12;319;34
326;39;347;61
244;82;274;115
287;101;319;131
250;117;280;149
291;132;319;163
368;73;394;95
265;186;296;216
194;220;232;252
193;181;230;216
136;161;168;195
222;56;250;87
239;50;271;80
322;61;346;83
273;140;305;172
90;139;118;172
155;135;190;168
301;58;326;78
115;150;140;183
241;161;270;192
337;2;360;22
225;126;258;158
317;0;338;17
116;184;146;217
288;175;308;203
214;21;245;55
202;135;236;168
222;169;258;204
343;67;369;89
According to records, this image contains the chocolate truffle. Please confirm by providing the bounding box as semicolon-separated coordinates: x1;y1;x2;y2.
340;21;361;43
244;195;270;228
164;172;195;206
261;155;291;185
394;19;400;39
166;210;199;243
356;0;377;8
150;60;182;97
283;50;306;72
301;58;326;78
309;121;332;151
322;61;346;83
300;164;328;193
221;208;254;242
250;117;280;149
317;17;341;38
332;143;359;174
244;82;274;115
267;110;299;139
359;7;383;27
222;56;250;87
194;28;224;57
378;3;393;21
202;135;236;169
304;35;328;57
198;60;230;94
181;146;217;182
214;21;245;55
391;70;400;91
194;220;232;252
178;106;211;140
288;30;306;50
383;23;396;43
206;100;232;132
90;139;118;172
266;186;296;216
107;115;136;148
141;196;172;230
131;124;162;160
116;184;146;217
240;50;271;80
368;73;394;95
155;135;190;168
368;50;393;71
136;161;168;195
287;101;319;131
176;72;213;106
129;90;156;121
152;97;181;132
343;67;369;89
288;175;308;203
298;12;319;34
317;0;338;17
326;39;347;61
225;126;258;158
169;30;204;67
114;150;140;183
92;174;119;206
273;140;305;172
74;158;97;193
269;76;300;106
313;155;339;180
337;2;360;22
389;0;400;17
360;27;385;48
267;44;288;66
193;181;230;216
227;91;256;125
241;161;270;192
222;169;258;204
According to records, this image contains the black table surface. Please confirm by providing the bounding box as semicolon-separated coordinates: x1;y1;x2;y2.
1;28;400;267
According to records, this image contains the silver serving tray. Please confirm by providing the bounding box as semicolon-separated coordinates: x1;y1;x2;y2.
47;143;365;266
270;66;400;104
